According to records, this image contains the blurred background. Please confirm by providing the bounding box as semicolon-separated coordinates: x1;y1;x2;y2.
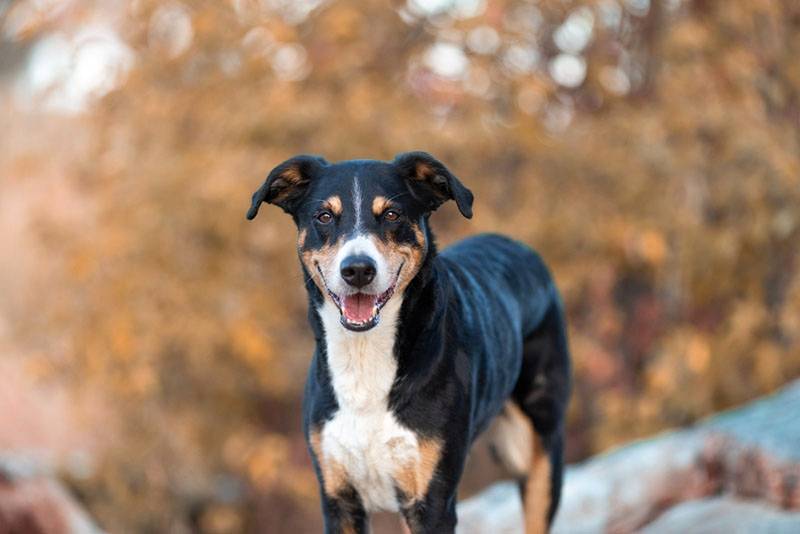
1;0;799;532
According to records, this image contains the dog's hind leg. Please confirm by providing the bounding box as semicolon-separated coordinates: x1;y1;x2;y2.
522;426;563;534
487;400;556;534
489;297;570;533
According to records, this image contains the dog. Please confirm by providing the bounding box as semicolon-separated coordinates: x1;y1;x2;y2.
247;152;571;533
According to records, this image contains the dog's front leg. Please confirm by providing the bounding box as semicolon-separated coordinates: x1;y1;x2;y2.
320;489;369;534
308;425;369;532
400;483;458;534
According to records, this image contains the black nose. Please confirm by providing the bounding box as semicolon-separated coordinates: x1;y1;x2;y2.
340;255;377;288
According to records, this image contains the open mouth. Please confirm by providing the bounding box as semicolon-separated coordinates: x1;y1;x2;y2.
316;264;402;332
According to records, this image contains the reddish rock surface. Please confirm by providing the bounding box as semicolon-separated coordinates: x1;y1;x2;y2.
0;461;100;534
0;358;102;534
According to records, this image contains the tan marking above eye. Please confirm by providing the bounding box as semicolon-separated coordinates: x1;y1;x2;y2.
372;196;389;217
325;195;343;216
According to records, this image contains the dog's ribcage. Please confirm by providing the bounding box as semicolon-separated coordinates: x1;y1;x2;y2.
318;297;420;512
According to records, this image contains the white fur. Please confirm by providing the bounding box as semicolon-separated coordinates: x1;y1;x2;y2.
330;235;392;296
352;176;363;231
318;296;420;512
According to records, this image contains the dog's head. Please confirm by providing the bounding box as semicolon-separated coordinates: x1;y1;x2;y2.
247;152;473;332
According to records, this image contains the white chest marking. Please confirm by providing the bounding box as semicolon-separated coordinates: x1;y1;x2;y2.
318;297;419;512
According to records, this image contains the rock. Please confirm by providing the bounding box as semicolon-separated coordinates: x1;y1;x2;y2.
457;481;524;534
0;456;101;534
641;497;800;534
457;379;800;533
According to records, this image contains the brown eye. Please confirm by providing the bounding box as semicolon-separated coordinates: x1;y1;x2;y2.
316;211;333;224
384;210;400;222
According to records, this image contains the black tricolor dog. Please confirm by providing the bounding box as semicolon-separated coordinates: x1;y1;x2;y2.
247;153;571;533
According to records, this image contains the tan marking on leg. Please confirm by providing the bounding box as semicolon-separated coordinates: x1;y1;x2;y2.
524;432;551;534
309;428;349;497
488;402;551;532
417;438;442;497
394;437;442;504
325;195;343;216
372;196;389;216
488;401;534;478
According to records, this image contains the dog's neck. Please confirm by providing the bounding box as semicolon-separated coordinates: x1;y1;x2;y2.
305;222;442;412
317;296;403;412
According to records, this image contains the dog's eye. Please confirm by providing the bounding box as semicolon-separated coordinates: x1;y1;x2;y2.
383;210;400;222
316;211;333;224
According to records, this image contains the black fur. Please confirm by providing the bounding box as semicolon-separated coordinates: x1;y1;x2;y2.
248;153;571;533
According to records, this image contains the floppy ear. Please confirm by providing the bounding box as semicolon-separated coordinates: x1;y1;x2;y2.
393;151;473;219
246;155;328;219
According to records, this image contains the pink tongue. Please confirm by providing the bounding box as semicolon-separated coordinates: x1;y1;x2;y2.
342;293;377;323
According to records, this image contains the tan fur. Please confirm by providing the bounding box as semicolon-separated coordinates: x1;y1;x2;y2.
372;196;390;216
325;195;343;216
297;229;307;249
393;437;442;504
399;246;424;291
488;402;551;533
300;238;343;293
524;433;551;534
309;428;349;497
370;225;426;296
282;166;303;183
488;401;535;478
400;224;427;290
411;223;425;246
268;178;293;204
414;162;434;181
268;166;306;205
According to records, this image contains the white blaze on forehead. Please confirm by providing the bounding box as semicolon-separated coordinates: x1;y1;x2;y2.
352;175;363;232
333;235;391;293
